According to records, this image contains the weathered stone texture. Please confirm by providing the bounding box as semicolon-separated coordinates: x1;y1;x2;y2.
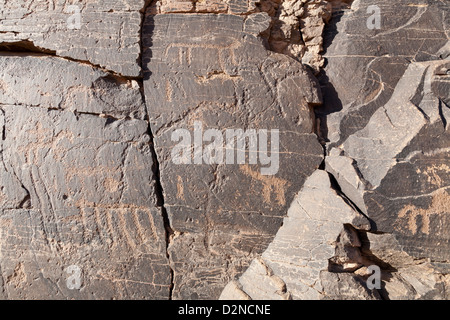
219;170;374;300
358;232;449;300
221;0;450;300
150;0;333;72
0;54;171;299
1;0;449;301
318;0;450;299
143;13;324;299
0;0;145;76
320;0;450;260
319;0;449;144
0;53;145;119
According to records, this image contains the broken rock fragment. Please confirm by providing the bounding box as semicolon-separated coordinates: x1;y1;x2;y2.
219;170;372;300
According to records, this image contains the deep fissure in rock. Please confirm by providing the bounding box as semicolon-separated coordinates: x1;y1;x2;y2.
140;0;175;300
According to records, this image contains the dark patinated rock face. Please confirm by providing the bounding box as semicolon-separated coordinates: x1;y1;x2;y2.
143;13;324;299
220;170;373;300
0;0;144;76
221;0;450;301
0;0;448;301
0;54;171;299
319;0;450;298
0;0;328;300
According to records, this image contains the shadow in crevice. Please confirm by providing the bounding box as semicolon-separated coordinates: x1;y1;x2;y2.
140;2;175;300
141;8;155;82
314;9;347;145
140;0;158;81
328;225;398;300
0;40;56;55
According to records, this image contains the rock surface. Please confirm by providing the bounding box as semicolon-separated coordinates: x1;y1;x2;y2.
0;54;171;299
149;0;334;72
221;0;449;300
143;12;324;299
0;0;145;76
0;0;449;301
320;0;449;264
219;170;375;300
319;0;450;299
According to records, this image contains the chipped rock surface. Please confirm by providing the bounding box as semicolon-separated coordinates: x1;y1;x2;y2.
358;232;449;300
0;54;145;119
150;0;333;72
319;0;450;262
220;0;450;300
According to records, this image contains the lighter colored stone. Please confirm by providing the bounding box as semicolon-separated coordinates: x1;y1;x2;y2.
220;170;370;300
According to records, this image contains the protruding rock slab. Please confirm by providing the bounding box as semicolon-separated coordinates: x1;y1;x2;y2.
0;55;171;299
143;13;324;299
219;170;373;300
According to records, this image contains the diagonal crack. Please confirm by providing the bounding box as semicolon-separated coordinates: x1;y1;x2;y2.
0;40;141;82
